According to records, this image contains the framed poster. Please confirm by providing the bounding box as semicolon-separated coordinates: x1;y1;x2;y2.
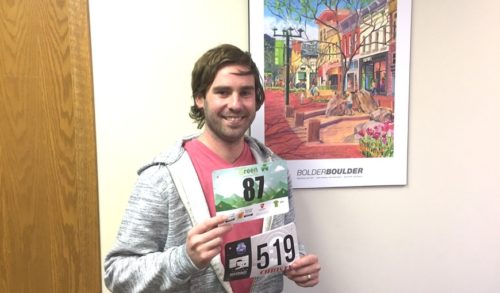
249;0;412;188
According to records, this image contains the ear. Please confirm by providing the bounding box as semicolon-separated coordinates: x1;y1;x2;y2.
195;95;204;109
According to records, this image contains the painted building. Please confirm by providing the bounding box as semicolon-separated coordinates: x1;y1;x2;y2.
388;0;398;97
339;11;361;92
290;40;304;87
358;0;391;98
291;41;319;91
300;40;319;89
316;9;350;91
264;34;277;87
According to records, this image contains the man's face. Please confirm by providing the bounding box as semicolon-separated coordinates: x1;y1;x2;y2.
196;64;256;144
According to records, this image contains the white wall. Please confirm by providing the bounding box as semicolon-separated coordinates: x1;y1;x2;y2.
90;1;500;292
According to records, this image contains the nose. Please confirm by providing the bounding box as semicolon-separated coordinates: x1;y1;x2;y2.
228;92;243;110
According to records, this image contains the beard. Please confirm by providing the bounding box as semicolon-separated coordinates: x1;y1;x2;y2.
202;104;256;144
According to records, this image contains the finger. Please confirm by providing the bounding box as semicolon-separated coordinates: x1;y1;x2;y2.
291;273;320;287
290;254;319;270
286;265;321;279
199;223;233;242
187;217;232;245
192;238;223;260
190;215;229;235
187;242;222;269
186;220;232;268
188;224;232;251
286;272;308;283
285;268;312;279
286;256;321;280
194;228;230;252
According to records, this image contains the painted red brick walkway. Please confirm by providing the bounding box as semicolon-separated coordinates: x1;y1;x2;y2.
263;89;364;160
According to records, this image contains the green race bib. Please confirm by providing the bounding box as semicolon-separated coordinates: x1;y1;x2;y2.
213;160;289;223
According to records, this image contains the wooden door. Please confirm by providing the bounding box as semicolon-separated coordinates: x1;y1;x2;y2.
0;0;102;292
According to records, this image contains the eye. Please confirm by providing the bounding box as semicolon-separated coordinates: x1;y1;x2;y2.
240;89;254;97
215;89;230;96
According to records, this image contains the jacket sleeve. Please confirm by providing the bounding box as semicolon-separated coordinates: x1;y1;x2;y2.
104;166;200;292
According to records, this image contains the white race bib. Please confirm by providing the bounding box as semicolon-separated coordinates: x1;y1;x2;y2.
223;223;299;280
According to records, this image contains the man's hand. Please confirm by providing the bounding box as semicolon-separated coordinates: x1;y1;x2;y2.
186;215;233;269
285;254;321;287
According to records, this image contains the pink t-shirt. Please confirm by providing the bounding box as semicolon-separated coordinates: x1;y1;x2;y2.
185;139;263;293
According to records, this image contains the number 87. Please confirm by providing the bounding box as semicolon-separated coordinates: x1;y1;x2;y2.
242;175;264;201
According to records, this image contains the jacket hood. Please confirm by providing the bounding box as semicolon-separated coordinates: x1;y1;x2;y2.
137;133;275;175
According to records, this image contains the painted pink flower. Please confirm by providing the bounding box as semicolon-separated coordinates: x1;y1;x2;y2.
383;121;394;132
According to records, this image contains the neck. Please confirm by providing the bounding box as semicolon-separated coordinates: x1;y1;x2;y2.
197;133;245;164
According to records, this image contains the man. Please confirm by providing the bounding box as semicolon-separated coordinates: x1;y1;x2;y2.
104;44;320;292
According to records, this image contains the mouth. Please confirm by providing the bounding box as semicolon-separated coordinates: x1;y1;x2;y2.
224;116;245;122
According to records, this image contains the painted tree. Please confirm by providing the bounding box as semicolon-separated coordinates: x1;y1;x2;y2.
265;0;394;95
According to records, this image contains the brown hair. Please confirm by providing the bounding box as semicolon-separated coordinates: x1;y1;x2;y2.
189;44;265;129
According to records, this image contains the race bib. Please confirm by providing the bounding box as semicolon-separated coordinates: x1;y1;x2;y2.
213;160;289;224
223;222;299;281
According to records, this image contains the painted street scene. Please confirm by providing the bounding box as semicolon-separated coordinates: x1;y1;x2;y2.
262;0;397;160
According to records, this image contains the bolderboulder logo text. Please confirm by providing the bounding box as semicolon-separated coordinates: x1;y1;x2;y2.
296;167;363;177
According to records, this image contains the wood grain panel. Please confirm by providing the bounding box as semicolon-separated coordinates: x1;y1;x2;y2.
0;0;101;292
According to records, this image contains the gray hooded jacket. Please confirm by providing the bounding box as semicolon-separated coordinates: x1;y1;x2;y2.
104;134;303;292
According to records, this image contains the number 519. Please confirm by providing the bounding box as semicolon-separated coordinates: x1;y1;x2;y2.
256;234;296;269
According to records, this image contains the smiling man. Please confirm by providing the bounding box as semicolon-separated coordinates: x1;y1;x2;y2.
194;63;257;161
104;44;320;293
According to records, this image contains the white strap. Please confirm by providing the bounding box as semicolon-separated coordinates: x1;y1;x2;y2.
168;152;233;293
168;152;210;226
